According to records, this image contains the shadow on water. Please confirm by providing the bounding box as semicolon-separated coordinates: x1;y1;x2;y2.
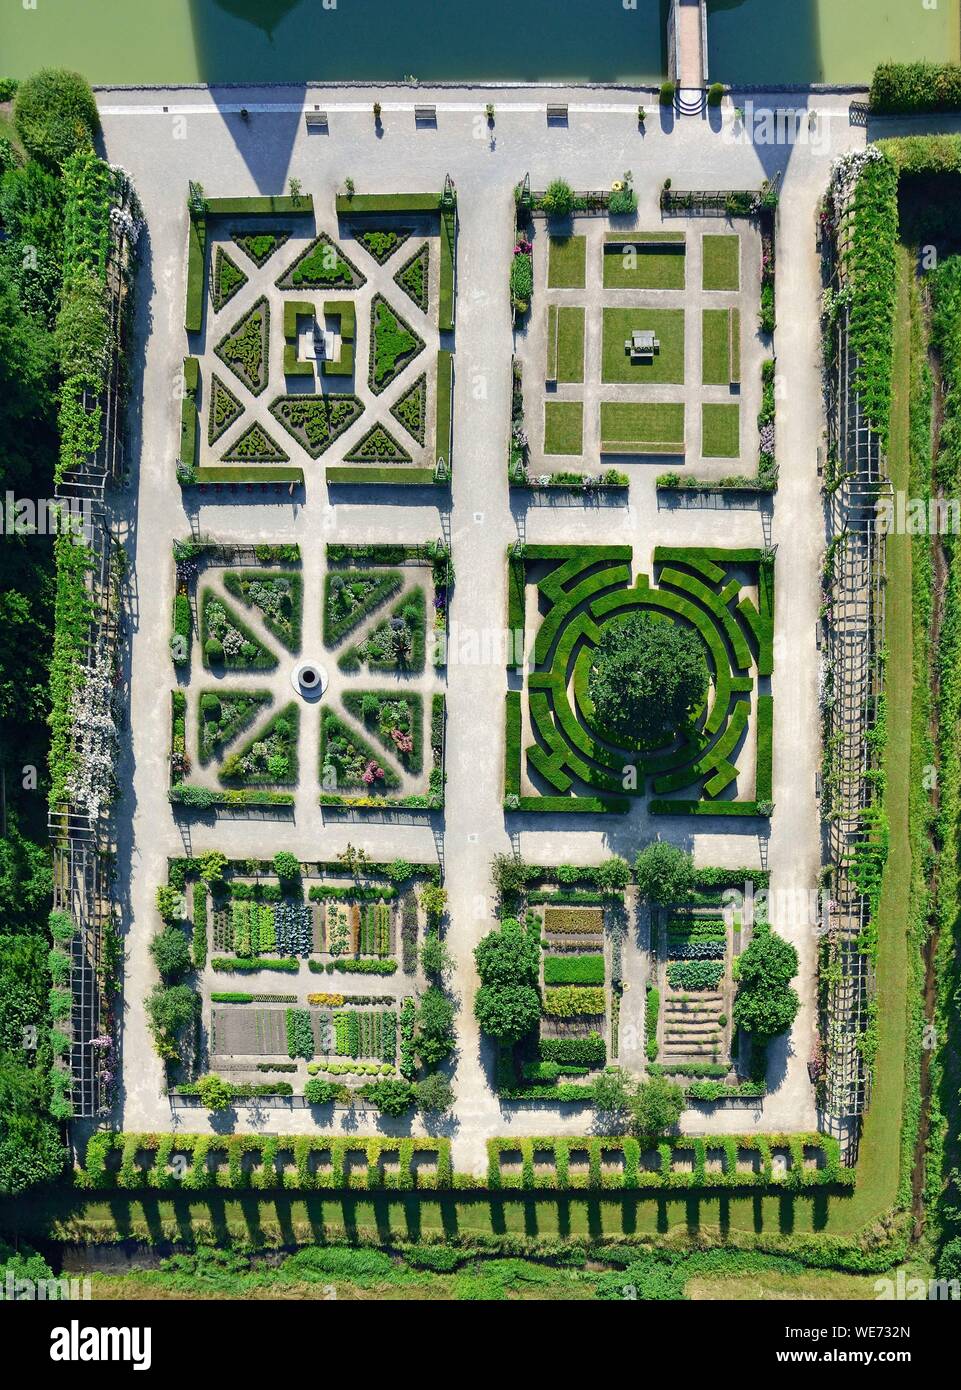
189;0;669;85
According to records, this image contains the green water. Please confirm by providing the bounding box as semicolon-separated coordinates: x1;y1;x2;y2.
707;0;959;86
0;0;957;88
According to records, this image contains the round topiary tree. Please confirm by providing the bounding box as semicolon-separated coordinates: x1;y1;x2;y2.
14;68;100;167
589;613;708;746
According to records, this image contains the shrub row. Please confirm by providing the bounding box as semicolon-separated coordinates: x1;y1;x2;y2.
78;1132;452;1191
485;1135;852;1192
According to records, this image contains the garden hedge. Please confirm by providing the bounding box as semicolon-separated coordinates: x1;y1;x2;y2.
78;1132;452;1191
435;348;454;468
485;1134;853;1192
870;62;961;113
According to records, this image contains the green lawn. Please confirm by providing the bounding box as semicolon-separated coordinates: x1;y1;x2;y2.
702;234;740;291
544;400;584;454
554;305;585;382
603;232;686;290
600;401;685;454
702;308;733;384
601;307;685;384
701;402;740;457
547;235;586;288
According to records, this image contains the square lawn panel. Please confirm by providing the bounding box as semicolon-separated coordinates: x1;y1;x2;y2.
702;308;732;385
600;401;685;453
547;235;586;288
544;400;584;455
702;234;740;291
601;307;685;384
603;232;686;289
556;306;585;383
702;402;740;457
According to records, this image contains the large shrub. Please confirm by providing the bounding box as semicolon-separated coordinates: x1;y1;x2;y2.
416;986;456;1067
149;926;191;982
630;1075;685;1137
474;982;541;1042
634;842;694;904
14;68;100;167
540;178;574;218
732;925;799;1041
589;612;707;746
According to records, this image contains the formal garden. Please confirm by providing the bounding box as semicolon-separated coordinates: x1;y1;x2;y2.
168;537;452;811
505;543;774;815
508;176;771;493
146;852;457;1118
178;184;456;491
474;852;791;1113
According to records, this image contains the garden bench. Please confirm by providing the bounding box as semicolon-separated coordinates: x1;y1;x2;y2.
304;110;328;131
414;104;437;125
546;104;568;123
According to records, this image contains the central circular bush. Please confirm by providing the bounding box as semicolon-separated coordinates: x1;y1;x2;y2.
588;612;708;748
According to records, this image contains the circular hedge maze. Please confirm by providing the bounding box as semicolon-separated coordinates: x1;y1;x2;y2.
505;544;774;817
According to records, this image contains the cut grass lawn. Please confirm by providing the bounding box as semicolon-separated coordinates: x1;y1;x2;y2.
600;401;685;455
547;305;585;383
702;308;733;385
543;400;584;455
601;307;685;384
547;235;586;289
603;232;686;290
702;234;740;291
701;402;740;458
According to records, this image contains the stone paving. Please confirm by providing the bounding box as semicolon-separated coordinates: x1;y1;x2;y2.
96;85;866;1174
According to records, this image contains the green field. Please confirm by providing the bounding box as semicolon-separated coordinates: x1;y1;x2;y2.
601;307;685;384
702;234;740;292
547;305;586;383
702;308;734;384
544;400;584;454
600;401;685;454
603;232;686;290
701;402;740;457
547;235;587;288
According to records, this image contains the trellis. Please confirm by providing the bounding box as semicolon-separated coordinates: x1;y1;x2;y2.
820;266;890;1155
49;176;138;1119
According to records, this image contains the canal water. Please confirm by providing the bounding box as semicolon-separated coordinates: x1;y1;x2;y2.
0;0;957;87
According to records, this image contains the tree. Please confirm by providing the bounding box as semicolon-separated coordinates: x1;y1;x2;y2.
419;932;453;981
415;1072;455;1114
490;852;533;903
0;817;54;934
14;69;100;167
196;1074;234;1112
732;926;800;1040
474;917;539;988
596;855;631;895
416;986;456;1067
630;1076;685;1137
149;927;191;982
145;983;198;1060
474;983;541;1043
419;882;447;925
633;842;694;905
365;1078;415;1116
589;613;707;746
592;1067;633;1123
0;1054;68;1193
197;850;228;885
272;851;300;882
